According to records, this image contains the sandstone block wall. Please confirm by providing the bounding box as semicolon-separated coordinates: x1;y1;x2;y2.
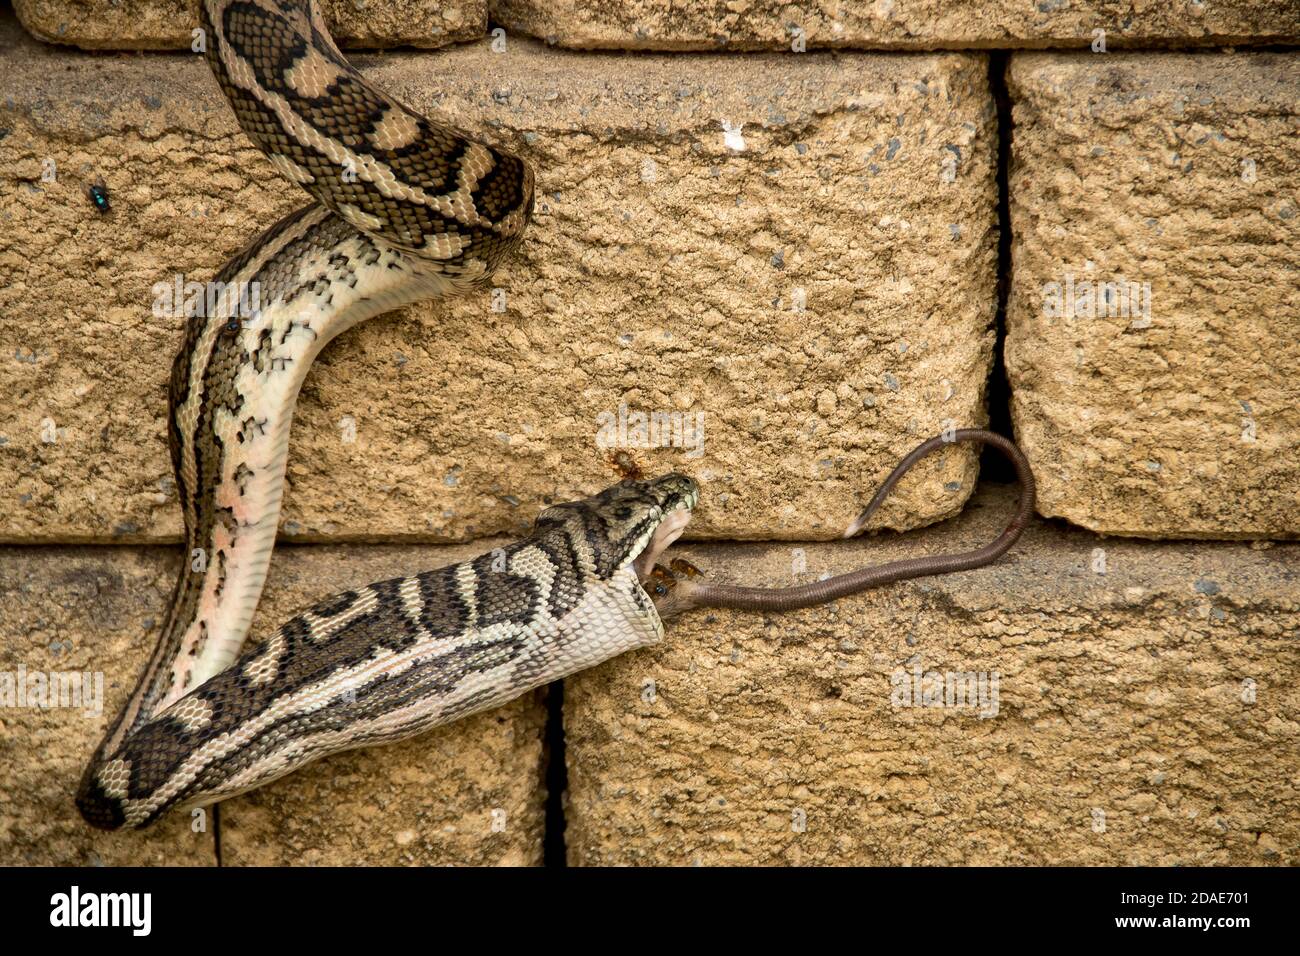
13;0;485;49
564;487;1299;865
492;0;1300;50
0;15;997;544
16;0;1300;52
0;2;1296;867
1006;52;1300;539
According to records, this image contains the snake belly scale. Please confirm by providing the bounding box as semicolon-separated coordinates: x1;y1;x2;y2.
77;0;535;828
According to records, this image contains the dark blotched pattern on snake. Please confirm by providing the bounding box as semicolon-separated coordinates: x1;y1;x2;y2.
77;0;548;829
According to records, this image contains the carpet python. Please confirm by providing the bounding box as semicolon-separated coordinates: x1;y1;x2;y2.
76;1;1035;830
77;0;534;829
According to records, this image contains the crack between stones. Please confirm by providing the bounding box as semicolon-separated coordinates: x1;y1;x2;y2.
980;50;1016;485
542;680;568;866
213;802;223;867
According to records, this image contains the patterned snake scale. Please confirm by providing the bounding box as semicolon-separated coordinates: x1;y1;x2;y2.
76;0;547;829
83;470;697;829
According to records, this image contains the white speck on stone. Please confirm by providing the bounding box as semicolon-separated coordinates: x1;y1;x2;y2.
722;120;746;152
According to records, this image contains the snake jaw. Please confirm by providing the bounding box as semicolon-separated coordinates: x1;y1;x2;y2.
617;473;697;584
632;503;693;583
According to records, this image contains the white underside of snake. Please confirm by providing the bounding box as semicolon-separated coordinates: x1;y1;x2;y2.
79;0;557;828
78;0;1034;830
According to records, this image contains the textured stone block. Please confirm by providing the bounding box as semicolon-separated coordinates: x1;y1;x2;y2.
13;0;484;50
0;13;998;544
492;0;1300;51
564;486;1300;865
0;540;548;865
1005;52;1300;539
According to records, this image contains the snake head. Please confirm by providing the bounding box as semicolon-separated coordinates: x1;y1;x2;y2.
535;473;698;581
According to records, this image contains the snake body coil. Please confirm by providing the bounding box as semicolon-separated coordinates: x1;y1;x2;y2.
82;474;696;829
78;0;534;828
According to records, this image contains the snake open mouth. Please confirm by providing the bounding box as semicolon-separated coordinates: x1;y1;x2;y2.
629;475;698;583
